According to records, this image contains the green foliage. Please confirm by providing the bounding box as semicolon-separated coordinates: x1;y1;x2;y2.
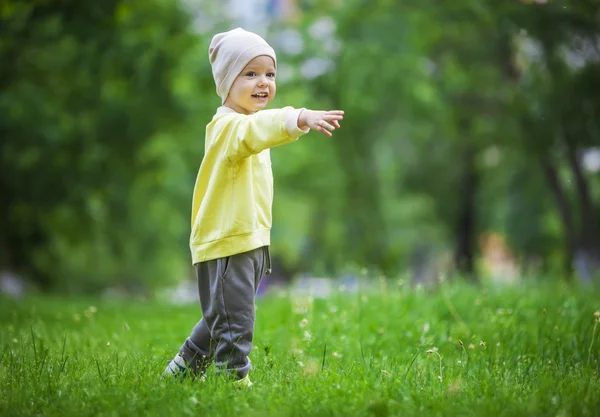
288;0;600;278
2;0;600;290
1;282;599;415
0;0;212;291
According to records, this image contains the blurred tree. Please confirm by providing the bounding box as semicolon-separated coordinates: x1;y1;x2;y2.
508;1;600;281
293;0;600;282
0;0;212;291
2;0;599;292
298;0;511;280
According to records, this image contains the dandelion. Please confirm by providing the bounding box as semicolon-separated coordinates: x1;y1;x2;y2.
106;342;111;347
423;323;430;333
11;338;17;343
427;349;444;382
594;311;600;322
468;343;475;350
303;331;312;342
332;351;342;358
303;359;320;376
479;341;486;347
297;361;305;368
190;397;198;405
84;306;98;320
448;380;461;393
299;318;308;328
496;343;501;348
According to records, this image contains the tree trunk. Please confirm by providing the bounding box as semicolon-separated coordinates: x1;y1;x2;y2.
564;139;600;249
564;138;600;282
539;154;577;278
454;144;478;281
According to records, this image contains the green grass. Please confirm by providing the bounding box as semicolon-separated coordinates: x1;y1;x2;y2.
1;279;599;416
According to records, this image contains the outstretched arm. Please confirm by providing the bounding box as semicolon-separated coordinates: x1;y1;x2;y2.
223;107;307;162
222;108;345;162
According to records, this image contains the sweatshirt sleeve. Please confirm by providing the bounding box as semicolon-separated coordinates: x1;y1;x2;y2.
222;107;309;162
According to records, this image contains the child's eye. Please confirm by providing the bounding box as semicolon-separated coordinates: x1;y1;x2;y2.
246;71;256;77
267;73;276;78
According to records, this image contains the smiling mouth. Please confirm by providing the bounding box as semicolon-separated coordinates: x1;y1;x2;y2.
252;93;268;98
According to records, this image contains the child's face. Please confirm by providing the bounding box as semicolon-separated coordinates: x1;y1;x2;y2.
224;55;276;114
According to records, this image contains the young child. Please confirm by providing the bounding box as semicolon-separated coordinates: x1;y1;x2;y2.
164;27;344;387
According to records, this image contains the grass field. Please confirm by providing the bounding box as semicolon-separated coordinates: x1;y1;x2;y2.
1;279;599;416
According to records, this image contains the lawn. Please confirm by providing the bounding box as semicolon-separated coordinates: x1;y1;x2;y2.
1;279;599;416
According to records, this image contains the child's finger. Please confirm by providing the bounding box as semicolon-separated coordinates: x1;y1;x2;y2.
319;126;333;137
314;121;333;136
333;120;341;129
320;120;336;131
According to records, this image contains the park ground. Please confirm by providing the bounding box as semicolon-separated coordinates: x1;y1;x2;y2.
1;279;599;416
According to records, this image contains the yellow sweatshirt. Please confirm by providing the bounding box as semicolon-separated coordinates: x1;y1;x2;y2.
190;106;309;264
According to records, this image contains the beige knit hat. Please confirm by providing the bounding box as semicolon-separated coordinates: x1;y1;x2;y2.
209;28;277;104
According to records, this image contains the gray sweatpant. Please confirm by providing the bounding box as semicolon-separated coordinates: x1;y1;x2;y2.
179;246;271;379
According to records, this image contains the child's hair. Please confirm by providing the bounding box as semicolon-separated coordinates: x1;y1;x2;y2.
209;28;277;103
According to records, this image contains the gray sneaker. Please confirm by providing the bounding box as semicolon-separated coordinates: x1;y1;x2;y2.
163;353;188;378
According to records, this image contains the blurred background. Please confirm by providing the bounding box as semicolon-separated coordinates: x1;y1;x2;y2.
1;0;599;298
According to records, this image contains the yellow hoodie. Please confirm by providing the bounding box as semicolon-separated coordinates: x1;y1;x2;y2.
190;106;308;264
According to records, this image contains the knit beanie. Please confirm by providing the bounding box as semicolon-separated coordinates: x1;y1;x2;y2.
209;28;277;104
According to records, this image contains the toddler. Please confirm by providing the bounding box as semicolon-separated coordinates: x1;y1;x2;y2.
164;27;344;387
